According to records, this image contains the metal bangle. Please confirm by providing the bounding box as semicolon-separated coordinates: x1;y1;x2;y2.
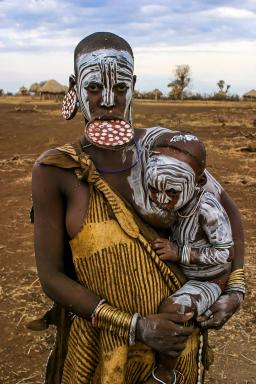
129;313;141;346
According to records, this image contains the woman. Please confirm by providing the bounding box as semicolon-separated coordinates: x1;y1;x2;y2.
32;32;245;384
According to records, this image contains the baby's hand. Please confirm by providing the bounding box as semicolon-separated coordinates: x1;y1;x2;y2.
152;238;179;262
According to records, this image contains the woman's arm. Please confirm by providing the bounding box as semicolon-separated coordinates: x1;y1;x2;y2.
197;189;245;329
32;163;100;319
220;189;245;270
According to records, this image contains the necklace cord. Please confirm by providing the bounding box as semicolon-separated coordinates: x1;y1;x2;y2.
152;367;177;384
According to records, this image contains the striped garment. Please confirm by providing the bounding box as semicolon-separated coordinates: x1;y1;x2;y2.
41;142;202;384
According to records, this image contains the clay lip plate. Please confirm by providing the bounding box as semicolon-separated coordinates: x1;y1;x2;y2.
85;119;134;148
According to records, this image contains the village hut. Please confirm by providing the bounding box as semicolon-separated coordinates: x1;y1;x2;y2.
39;79;67;100
243;90;256;101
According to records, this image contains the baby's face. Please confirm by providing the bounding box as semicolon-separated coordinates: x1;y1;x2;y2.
148;180;181;210
146;152;196;211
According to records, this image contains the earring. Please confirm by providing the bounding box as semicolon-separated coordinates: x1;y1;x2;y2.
62;74;79;120
62;89;79;120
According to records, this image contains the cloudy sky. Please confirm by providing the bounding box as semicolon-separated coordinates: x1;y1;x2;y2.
0;0;255;95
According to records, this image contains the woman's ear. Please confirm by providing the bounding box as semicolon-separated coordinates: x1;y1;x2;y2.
69;74;76;91
197;171;207;187
132;75;137;91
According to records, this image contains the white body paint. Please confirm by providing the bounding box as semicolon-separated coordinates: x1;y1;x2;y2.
170;280;222;316
127;127;178;226
76;49;134;121
172;190;233;269
127;127;233;315
170;133;199;143
169;173;233;315
146;154;196;210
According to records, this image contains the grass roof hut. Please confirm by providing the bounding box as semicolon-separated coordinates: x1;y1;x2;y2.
243;89;256;101
39;79;67;100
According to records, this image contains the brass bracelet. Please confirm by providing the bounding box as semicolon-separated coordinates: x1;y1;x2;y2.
92;303;133;341
225;268;245;295
91;298;107;327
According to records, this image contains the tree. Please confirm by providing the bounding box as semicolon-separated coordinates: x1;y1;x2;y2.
168;65;191;100
216;80;231;96
152;88;163;100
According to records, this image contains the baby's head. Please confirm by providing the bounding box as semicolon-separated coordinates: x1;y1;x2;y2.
147;132;206;211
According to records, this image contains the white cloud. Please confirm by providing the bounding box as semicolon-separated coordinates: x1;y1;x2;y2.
202;6;256;19
140;4;168;14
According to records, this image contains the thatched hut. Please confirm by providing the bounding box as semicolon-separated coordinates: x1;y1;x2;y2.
39;79;67;100
243;90;256;101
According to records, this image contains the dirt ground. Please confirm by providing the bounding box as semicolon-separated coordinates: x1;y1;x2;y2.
0;97;255;383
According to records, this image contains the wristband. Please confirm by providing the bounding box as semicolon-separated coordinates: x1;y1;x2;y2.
129;313;141;346
92;303;133;341
224;268;245;296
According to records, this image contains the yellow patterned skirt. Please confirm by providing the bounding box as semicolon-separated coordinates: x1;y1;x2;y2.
39;143;201;384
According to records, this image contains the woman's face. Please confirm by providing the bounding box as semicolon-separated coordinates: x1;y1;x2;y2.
75;48;134;122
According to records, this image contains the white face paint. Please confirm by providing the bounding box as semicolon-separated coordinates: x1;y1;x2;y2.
146;154;196;210
127;128;179;226
76;49;134;121
170;133;199;143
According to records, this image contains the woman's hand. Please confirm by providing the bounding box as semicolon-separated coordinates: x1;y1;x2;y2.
197;292;243;329
152;238;179;262
136;303;193;357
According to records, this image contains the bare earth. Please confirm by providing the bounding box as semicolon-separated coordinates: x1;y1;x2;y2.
0;97;255;384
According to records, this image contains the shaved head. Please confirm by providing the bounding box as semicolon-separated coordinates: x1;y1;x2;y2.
74;32;133;74
152;131;206;176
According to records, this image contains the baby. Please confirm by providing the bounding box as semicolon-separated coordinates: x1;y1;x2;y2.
147;132;233;383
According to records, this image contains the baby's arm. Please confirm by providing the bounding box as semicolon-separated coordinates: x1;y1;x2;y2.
188;192;233;266
169;280;222;317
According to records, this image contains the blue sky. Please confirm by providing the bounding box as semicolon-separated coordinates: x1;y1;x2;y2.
0;0;255;95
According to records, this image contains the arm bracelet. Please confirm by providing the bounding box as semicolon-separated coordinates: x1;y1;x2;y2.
129;313;141;346
224;268;246;297
91;303;133;341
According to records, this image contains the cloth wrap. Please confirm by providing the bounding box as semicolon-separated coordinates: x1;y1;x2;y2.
36;140;210;384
